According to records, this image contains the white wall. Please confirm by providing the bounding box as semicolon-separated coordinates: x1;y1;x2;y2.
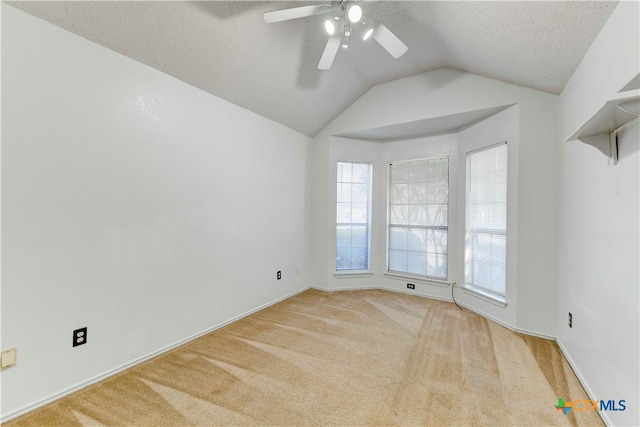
0;4;311;420
557;2;639;426
558;121;638;427
312;68;558;337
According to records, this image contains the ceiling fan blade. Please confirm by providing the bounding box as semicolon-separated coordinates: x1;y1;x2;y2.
318;36;341;70
372;23;408;59
263;4;335;24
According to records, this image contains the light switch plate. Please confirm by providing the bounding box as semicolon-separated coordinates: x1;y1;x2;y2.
1;348;17;369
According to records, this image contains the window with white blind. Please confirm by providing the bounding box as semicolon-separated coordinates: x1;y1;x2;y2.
336;162;372;271
465;142;508;299
387;158;449;279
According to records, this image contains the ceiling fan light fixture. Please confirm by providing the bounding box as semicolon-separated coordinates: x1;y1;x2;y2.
347;5;362;23
264;2;408;70
341;24;351;49
363;27;374;41
324;19;336;35
341;35;351;49
342;23;351;48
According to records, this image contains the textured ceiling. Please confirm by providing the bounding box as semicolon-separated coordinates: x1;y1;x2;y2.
7;1;618;137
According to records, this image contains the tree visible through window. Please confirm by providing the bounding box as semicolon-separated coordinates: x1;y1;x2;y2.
336;162;372;271
387;158;449;279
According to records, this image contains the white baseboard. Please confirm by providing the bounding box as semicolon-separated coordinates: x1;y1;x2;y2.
312;284;455;304
453;299;555;340
555;338;611;427
316;284;556;340
310;285;377;292
1;286;312;423
514;326;556;340
455;299;517;330
377;285;454;303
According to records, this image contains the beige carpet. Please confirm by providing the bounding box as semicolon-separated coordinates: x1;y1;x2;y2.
4;289;603;426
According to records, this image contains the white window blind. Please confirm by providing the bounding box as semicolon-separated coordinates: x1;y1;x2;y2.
465;143;507;297
336;162;372;271
388;158;449;279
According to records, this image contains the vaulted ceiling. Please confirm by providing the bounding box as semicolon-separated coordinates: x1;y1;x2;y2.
7;1;618;137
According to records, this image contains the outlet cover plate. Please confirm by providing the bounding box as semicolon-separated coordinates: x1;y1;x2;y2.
73;327;88;347
1;348;17;369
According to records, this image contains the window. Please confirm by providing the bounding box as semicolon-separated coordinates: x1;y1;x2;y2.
387;158;449;279
336;162;372;271
465;142;508;298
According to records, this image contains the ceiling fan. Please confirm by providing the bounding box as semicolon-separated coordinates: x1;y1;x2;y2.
263;1;408;70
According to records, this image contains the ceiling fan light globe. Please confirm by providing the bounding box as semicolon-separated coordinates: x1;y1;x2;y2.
363;27;374;41
341;35;351;49
347;5;362;23
324;19;335;35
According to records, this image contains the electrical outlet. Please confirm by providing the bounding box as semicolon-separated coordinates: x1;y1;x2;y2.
73;327;87;347
568;312;572;328
1;348;17;370
277;271;281;280
407;283;415;290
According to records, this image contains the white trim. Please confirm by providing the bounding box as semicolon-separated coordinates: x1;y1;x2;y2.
0;286;312;423
319;285;551;341
455;300;515;332
378;286;453;303
461;284;507;307
318;283;556;340
313;285;454;305
317;286;551;340
514;327;555;341
384;272;450;287
311;285;377;292
556;339;611;427
454;299;554;340
334;271;373;278
316;284;552;340
465;140;507;156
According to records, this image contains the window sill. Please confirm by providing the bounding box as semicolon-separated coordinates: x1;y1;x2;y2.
462;285;507;307
334;271;373;279
383;272;450;287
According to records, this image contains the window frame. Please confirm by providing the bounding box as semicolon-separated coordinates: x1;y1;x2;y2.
463;141;508;304
385;156;450;281
335;161;373;273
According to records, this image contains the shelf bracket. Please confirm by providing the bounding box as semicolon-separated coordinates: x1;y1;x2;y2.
609;131;618;164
